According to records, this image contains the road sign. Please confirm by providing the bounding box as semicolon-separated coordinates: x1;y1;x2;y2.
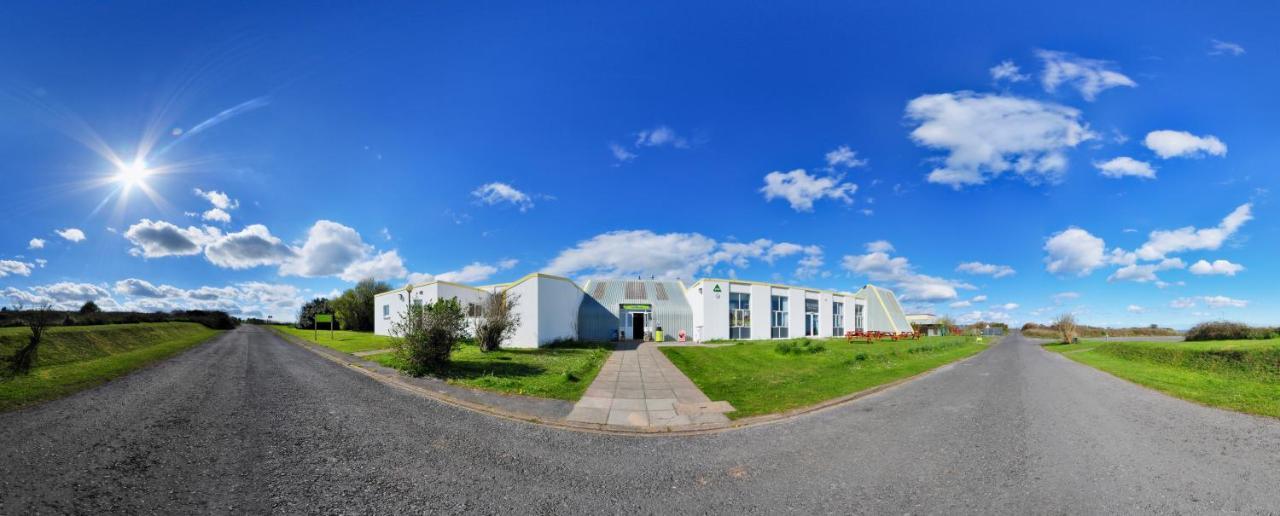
315;314;333;323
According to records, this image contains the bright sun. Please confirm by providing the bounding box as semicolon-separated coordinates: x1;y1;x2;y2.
115;160;150;187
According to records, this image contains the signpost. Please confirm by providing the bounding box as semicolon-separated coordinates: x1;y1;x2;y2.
314;313;334;340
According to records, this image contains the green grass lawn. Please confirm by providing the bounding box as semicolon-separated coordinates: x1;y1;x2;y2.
662;336;989;419
270;326;396;353
269;326;611;401
0;322;222;411
1046;338;1280;418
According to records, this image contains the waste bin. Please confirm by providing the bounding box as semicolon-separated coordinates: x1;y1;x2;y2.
654;326;664;342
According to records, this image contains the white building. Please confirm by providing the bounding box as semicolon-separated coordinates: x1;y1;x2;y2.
374;272;913;348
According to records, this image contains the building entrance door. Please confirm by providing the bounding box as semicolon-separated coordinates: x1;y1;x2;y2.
632;313;645;341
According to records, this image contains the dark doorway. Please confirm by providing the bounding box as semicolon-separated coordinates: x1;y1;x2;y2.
632;313;645;341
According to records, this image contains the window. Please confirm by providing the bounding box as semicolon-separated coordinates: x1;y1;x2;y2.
382;304;390;318
770;295;789;339
854;304;864;332
729;292;751;339
467;303;483;317
804;299;819;337
833;302;844;336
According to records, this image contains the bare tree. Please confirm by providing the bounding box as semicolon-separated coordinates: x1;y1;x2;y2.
1053;312;1078;343
3;303;55;377
472;292;521;352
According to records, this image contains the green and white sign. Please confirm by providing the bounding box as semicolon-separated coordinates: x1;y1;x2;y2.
712;284;722;293
621;304;651;311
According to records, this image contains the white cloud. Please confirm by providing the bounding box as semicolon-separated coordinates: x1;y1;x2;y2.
1171;295;1248;309
545;230;821;282
0;260;34;278
841;242;974;301
760;169;857;211
433;259;519;284
1143;130;1227;159
194;189;239;223
1044;227;1106;276
202;208;231;223
472;182;534;212
634;125;688;148
124;219;220;258
1134;203;1251;260
999;303;1020;311
609;142;637;162
905;92;1094;187
1036;49;1136;101
972;295;988;303
1107;258;1185;284
114;278;184;298
956;261;1016;278
28;238;45;249
1094;156;1156;179
990;60;1029;82
279;220;377;278
3;282;114;309
1209;39;1245;56
339;250;407;282
865;240;895;253
1188;259;1244;276
825;145;867;169
1052;291;1080;303
1203;295;1248;308
949;300;972;308
56;228;86;242
204;224;297;269
1126;304;1146;314
956;310;1012;324
194;188;238;210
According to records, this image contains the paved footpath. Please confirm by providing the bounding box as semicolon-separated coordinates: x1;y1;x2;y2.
566;342;732;427
2;327;1280;514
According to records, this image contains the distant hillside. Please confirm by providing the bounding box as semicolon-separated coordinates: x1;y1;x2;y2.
1021;322;1180;339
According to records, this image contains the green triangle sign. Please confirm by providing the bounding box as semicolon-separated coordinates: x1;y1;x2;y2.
712;284;722;293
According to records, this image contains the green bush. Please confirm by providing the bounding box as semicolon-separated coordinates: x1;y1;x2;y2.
392;297;468;375
774;338;826;356
1185;321;1278;341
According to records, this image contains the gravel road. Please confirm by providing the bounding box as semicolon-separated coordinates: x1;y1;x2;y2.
2;326;1278;514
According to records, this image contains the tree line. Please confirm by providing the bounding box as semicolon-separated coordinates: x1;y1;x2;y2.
296;278;392;332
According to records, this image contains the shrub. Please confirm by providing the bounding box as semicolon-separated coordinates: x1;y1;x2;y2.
392;295;468;375
775;338;826;356
1052;313;1078;343
472;292;521;352
1184;321;1278;341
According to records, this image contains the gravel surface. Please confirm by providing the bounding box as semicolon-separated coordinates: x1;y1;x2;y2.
2;326;1278;514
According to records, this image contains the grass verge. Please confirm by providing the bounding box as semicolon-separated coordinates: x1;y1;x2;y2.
0;322;222;411
270;326;395;353
1045;338;1280;418
269;326;612;401
661;336;988;419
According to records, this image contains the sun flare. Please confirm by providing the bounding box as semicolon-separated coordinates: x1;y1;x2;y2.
114;159;150;187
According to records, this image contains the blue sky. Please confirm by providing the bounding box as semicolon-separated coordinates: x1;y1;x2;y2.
1;1;1275;327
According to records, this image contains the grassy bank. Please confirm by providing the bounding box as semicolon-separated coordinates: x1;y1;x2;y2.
0;322;222;411
1046;339;1279;418
270;326;611;400
662;336;989;419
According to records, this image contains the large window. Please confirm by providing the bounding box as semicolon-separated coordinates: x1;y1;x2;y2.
729;292;751;339
382;304;390;318
804;299;819;337
770;295;789;339
833;301;844;336
854;304;864;332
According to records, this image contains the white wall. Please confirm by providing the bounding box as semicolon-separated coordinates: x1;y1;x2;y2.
504;278;541;348
749;283;770;340
373;283;488;337
534;276;585;347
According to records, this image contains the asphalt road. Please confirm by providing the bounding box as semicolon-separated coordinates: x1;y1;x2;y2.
2;327;1278;514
